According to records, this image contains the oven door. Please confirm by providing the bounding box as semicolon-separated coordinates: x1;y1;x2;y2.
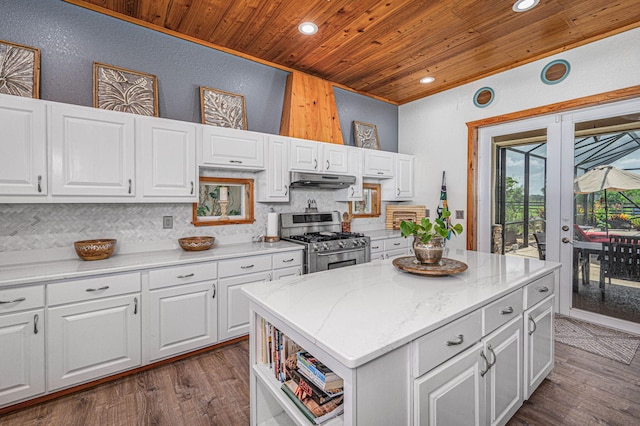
312;247;366;272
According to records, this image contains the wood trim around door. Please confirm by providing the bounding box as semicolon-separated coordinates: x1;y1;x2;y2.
466;85;640;250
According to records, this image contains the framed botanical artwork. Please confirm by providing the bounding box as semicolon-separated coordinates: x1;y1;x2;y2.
0;39;40;98
353;121;380;150
349;183;381;218
192;177;255;226
93;62;159;116
200;86;247;130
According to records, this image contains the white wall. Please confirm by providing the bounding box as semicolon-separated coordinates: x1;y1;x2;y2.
399;28;640;249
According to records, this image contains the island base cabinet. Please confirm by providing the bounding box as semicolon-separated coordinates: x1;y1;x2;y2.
414;342;485;426
524;296;554;399
0;309;45;407
47;294;141;391
146;282;217;363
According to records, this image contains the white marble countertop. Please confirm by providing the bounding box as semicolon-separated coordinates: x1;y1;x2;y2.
363;229;402;240
243;249;561;369
0;241;303;288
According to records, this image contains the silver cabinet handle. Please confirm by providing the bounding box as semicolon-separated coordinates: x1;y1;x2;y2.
230;160;243;164
487;344;497;368
212;283;216;299
284;185;288;196
445;334;464;346
283;258;295;263
372;245;380;250
393;242;401;246
351;187;355;196
537;286;550;293
86;286;109;292
314;158;318;170
267;274;272;282
190;181;194;195
397;188;400;196
326;160;330;170
480;350;490;377
241;264;254;269
37;175;42;193
528;314;537;335
128;179;132;194
134;297;138;315
34;314;39;334
377;171;384;175
177;273;195;279
500;306;514;315
0;297;26;304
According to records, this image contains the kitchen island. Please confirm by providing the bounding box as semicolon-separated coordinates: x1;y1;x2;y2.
243;248;561;426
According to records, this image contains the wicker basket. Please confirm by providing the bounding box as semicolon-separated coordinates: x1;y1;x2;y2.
178;236;215;251
74;239;117;261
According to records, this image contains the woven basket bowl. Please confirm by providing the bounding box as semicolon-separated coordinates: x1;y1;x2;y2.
178;236;215;251
74;239;117;261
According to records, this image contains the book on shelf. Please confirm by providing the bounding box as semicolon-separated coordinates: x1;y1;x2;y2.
288;368;343;406
281;380;344;425
296;351;344;390
258;319;304;383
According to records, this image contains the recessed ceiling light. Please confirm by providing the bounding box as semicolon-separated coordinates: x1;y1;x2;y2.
513;0;539;12
298;22;318;35
420;76;435;84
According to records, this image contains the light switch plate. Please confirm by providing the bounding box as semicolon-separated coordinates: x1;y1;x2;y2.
163;216;173;229
455;210;464;219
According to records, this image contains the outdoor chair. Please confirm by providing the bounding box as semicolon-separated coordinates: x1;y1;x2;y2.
599;236;640;300
573;224;610;243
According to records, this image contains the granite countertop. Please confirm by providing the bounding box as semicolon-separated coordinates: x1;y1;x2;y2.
0;241;304;288
243;249;560;369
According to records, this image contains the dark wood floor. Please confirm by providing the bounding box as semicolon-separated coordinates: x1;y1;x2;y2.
1;339;638;425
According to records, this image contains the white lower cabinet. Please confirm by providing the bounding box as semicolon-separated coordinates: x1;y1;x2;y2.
219;271;272;341
0;309;45;406
370;236;411;260
523;295;554;399
47;293;141;391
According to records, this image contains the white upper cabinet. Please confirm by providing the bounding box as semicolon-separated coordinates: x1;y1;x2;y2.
137;116;197;201
335;146;364;201
321;143;349;174
257;135;290;202
200;126;265;170
382;153;414;200
0;94;47;196
363;149;394;178
50;103;136;197
289;137;319;172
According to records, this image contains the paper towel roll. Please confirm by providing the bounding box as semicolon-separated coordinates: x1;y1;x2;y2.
267;212;279;237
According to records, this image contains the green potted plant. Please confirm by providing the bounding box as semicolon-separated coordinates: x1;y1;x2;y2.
400;210;463;264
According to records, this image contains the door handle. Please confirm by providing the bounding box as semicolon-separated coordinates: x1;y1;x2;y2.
562;225;570;231
562;237;573;244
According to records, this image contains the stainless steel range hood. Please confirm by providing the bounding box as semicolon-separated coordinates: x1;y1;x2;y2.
289;172;356;189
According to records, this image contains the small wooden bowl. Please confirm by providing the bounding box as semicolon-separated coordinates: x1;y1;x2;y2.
178;236;215;251
74;239;117;261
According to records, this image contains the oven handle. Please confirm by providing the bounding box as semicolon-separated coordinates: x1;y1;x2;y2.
316;248;366;257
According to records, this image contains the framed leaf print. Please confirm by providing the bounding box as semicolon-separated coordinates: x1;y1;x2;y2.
200;86;247;130
93;62;159;116
353;121;380;150
0;39;40;98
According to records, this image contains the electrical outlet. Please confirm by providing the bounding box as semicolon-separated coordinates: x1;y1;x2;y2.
425;209;430;217
163;216;173;229
455;210;464;220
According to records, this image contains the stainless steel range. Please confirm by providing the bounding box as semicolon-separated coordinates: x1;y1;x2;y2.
279;211;370;274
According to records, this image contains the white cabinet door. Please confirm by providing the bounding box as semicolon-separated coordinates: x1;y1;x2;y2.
200;126;265;170
147;281;217;362
414;342;485;426
50;103;135;196
137;116;197;200
47;294;141;391
363;150;394;178
321;143;348;174
382;153;414;200
272;266;302;280
0;309;45;407
257;135;290;202
0;95;47;196
523;296;554;399
218;271;271;341
289;138;319;172
484;317;523;426
335;147;363;201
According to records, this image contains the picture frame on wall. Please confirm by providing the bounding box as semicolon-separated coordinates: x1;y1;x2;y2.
93;62;159;116
200;86;248;130
353;121;380;150
0;39;40;98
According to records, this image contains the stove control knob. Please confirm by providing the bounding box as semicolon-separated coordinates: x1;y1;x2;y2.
360;239;368;246
322;242;330;250
338;241;346;248
312;243;320;252
352;240;360;246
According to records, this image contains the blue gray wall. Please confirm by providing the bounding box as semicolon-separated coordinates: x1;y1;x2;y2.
1;0;398;151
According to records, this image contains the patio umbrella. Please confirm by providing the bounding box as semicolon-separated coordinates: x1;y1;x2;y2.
573;165;640;235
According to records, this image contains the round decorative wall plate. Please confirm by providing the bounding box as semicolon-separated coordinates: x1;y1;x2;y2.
473;87;495;108
541;59;570;85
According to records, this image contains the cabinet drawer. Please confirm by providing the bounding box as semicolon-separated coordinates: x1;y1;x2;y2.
0;285;44;314
149;262;217;290
482;289;523;335
524;273;555;309
385;248;408;259
413;310;482;377
48;273;141;306
219;255;271;278
272;251;302;270
384;237;407;251
370;241;384;253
